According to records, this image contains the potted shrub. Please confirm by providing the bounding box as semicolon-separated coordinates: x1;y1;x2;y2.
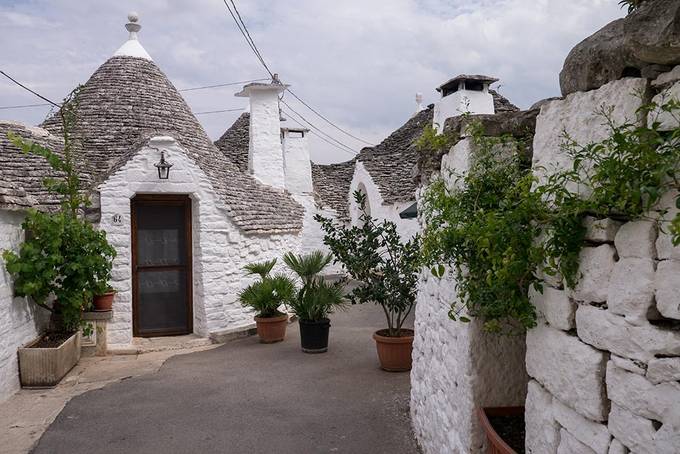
2;92;116;387
283;251;346;353
238;259;295;343
315;191;421;371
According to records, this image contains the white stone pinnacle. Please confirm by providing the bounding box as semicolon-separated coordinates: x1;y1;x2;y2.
113;11;153;61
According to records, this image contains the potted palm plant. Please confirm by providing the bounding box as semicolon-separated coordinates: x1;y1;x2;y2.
239;259;295;343
283;251;346;353
315;191;421;371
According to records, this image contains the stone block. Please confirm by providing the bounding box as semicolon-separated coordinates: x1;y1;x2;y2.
611;354;646;376
614;221;657;259
606;362;680;424
526;324;608;421
647;357;680;384
608;403;657;454
529;286;575;330
651;80;680;131
655;260;680;319
584;217;622;243
571;245;617;303
525;380;560;454
557;429;597;454
607;439;628;454
576;305;680;362
652;65;680;89
607;257;655;325
553;397;611;454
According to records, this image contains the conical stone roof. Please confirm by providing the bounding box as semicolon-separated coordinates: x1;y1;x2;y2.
41;55;303;234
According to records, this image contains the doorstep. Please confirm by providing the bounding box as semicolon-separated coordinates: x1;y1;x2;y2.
108;334;214;355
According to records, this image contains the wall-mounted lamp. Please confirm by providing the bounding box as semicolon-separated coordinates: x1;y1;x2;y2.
154;151;173;180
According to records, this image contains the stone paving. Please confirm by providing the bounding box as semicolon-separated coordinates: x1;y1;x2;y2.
6;305;417;454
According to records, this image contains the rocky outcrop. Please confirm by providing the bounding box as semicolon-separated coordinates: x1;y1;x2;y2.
560;0;680;96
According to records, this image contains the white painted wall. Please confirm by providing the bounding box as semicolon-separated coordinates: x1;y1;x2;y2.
0;210;49;402
410;139;528;454
240;85;286;189
433;88;495;133
348;161;419;240
98;136;301;348
283;130;313;195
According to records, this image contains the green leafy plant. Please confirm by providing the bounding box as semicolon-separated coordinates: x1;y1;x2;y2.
238;259;295;318
420;99;680;333
282;251;346;321
2;89;116;334
315;193;421;337
421;129;543;333
619;0;646;14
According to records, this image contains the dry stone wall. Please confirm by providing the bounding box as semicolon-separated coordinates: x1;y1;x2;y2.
525;71;680;454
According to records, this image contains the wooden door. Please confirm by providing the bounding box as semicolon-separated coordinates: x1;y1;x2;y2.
132;195;193;337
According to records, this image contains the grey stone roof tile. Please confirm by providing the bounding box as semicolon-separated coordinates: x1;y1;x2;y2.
214;112;249;172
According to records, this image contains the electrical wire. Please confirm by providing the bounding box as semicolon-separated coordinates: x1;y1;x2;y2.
281;102;357;156
282;106;357;157
0;103;52;110
193;108;244;115
0;70;61;107
179;78;269;92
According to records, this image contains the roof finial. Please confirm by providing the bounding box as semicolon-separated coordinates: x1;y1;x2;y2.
413;92;424;116
125;12;141;40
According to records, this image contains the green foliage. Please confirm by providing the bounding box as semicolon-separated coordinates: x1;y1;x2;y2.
2;88;116;333
239;259;295;318
421;131;543;333
421;100;680;333
282;251;346;321
314;193;421;337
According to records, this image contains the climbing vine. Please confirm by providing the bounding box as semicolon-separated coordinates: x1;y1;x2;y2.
420;99;680;333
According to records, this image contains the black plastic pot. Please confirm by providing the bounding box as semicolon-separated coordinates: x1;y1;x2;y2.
299;318;330;353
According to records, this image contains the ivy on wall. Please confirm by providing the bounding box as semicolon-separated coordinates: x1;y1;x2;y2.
420;100;680;333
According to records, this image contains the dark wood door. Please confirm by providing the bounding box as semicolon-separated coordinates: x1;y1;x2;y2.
132;195;193;337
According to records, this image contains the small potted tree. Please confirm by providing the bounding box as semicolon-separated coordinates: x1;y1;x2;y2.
315;191;421;371
239;259;295;343
283;251;346;353
2;90;116;387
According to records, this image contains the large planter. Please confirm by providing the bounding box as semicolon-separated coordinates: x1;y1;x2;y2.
254;314;288;343
299;318;330;353
477;406;525;454
372;329;414;372
92;290;116;311
18;332;81;388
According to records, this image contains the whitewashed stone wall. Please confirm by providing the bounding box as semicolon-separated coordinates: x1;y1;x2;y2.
99;136;301;348
0;210;48;402
525;75;680;453
348;161;419;240
411;137;528;454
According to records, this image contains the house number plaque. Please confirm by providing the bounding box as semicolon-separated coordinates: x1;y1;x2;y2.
112;214;123;225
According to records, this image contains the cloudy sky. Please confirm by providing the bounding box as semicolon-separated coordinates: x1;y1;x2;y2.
1;0;625;163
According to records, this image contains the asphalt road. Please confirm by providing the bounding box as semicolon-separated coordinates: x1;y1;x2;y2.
32;304;418;454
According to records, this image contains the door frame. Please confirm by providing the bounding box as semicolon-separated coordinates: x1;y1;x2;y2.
131;194;193;337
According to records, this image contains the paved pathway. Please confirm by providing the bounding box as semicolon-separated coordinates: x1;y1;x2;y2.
32;305;418;454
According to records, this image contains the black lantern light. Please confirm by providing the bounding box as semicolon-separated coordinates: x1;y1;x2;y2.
154;151;173;180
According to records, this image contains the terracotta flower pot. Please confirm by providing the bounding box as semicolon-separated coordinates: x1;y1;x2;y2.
254;314;288;343
477;406;525;454
372;329;414;372
92;291;116;311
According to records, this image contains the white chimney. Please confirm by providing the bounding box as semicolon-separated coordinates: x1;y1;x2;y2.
235;76;288;189
412;93;425;117
433;74;497;133
282;127;313;194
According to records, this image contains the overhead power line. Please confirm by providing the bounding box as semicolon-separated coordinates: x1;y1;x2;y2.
0;102;52;110
0;70;61;107
286;89;375;147
179;78;269;92
282;106;356;157
281;101;357;156
193;108;244;115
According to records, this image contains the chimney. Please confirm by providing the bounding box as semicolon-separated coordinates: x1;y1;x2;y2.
235;75;288;189
282;127;313;194
412;93;425;117
433;74;497;133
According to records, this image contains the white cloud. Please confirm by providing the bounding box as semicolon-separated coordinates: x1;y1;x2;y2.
0;0;624;163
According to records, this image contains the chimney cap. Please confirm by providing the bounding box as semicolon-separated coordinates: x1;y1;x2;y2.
235;74;290;97
436;74;498;93
281;127;310;134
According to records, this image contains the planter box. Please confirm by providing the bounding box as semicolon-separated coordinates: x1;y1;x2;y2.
477;406;525;454
18;332;81;388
